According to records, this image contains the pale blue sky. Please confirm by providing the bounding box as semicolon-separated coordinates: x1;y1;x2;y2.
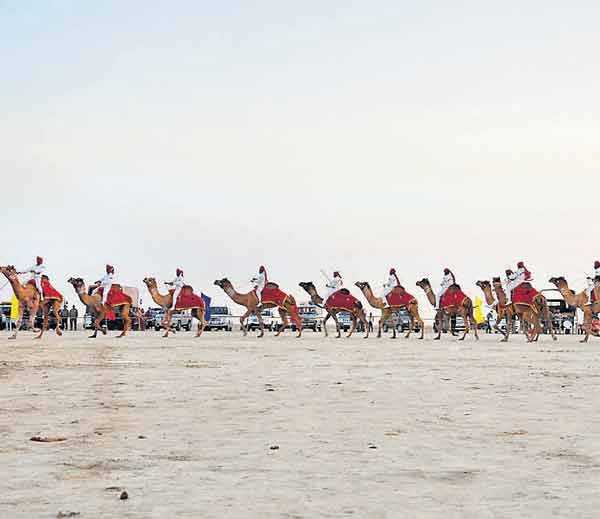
1;1;599;309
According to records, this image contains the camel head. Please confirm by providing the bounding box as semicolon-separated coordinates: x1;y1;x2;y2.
143;277;157;290
354;281;371;291
416;278;431;290
549;276;567;288
68;277;85;291
476;280;490;290
298;281;316;294
0;265;17;278
214;278;232;290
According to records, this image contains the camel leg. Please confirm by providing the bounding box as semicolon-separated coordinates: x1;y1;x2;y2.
434;310;442;340
360;310;370;338
35;302;49;340
162;309;173;337
471;311;479;341
256;306;267;338
459;310;469;340
287;305;302;338
54;302;63;336
346;314;357;338
322;312;330;337
276;308;288;337
411;305;425;339
195;309;205;337
9;305;24;340
542;302;558;341
405;307;414;339
239;309;253;336
118;305;130;338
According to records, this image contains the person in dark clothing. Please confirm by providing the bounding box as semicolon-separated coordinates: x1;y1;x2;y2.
69;305;78;331
61;303;69;330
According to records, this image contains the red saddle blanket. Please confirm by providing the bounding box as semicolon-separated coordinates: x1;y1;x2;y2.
512;284;539;306
97;285;132;307
261;286;289;307
27;278;62;300
441;288;467;308
385;288;415;307
325;290;360;311
169;286;205;310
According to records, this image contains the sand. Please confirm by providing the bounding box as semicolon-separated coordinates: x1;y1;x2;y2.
1;329;600;518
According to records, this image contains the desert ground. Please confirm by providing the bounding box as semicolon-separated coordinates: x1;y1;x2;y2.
1;329;600;518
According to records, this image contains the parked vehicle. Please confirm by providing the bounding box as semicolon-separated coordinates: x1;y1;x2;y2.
247;309;277;331
206;306;233;331
382;308;412;333
152;309;193;331
297;303;322;332
0;302;11;330
84;305;141;331
337;312;352;332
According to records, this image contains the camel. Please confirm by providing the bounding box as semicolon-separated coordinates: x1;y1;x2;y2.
67;277;131;338
549;276;600;343
0;265;46;340
214;278;302;338
355;281;424;339
143;277;206;337
298;282;369;338
476;279;556;342
416;278;479;341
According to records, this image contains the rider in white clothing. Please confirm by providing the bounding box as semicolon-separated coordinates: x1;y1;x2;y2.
586;260;600;303
19;256;45;299
436;268;455;309
382;268;400;300
97;265;115;305
324;271;343;302
166;269;185;310
251;266;267;302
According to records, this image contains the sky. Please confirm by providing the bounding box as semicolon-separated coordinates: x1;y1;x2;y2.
1;1;599;314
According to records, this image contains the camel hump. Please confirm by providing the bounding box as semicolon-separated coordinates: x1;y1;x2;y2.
266;282;279;289
339;288;350;296
450;283;461;290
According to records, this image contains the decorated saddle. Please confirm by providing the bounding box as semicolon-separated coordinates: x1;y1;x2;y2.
261;285;290;307
385;287;416;308
325;289;361;312
169;285;205;310
27;276;62;301
440;285;467;309
96;284;133;307
511;283;539;306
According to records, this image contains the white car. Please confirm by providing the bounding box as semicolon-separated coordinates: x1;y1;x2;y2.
207;306;233;331
247;309;277;331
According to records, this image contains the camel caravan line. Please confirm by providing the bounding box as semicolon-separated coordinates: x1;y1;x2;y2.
2;261;600;343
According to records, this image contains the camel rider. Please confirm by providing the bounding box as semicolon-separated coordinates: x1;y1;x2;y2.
585;260;600;303
436;268;455;310
324;271;343;302
382;268;400;299
251;266;267;302
505;261;532;304
97;264;115;305
19;256;46;300
166;269;185;310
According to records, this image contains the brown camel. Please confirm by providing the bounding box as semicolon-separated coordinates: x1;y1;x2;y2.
143;277;206;337
355;281;424;339
0;265;44;339
476;279;547;342
214;278;302;338
416;278;479;341
549;276;600;343
67;277;131;338
299;281;369;338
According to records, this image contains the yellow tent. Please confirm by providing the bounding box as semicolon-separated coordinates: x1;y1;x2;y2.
10;295;19;321
473;296;486;325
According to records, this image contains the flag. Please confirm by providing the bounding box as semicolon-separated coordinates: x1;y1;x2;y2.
201;293;212;320
10;295;19;320
473;296;486;325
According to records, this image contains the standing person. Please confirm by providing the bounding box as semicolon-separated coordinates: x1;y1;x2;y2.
251;266;268;303
586;260;600;303
323;271;343;303
137;307;146;331
96;265;115;304
18;256;46;300
61;302;69;330
69;305;78;331
382;268;400;300
165;269;185;311
368;312;374;332
436;268;456;310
